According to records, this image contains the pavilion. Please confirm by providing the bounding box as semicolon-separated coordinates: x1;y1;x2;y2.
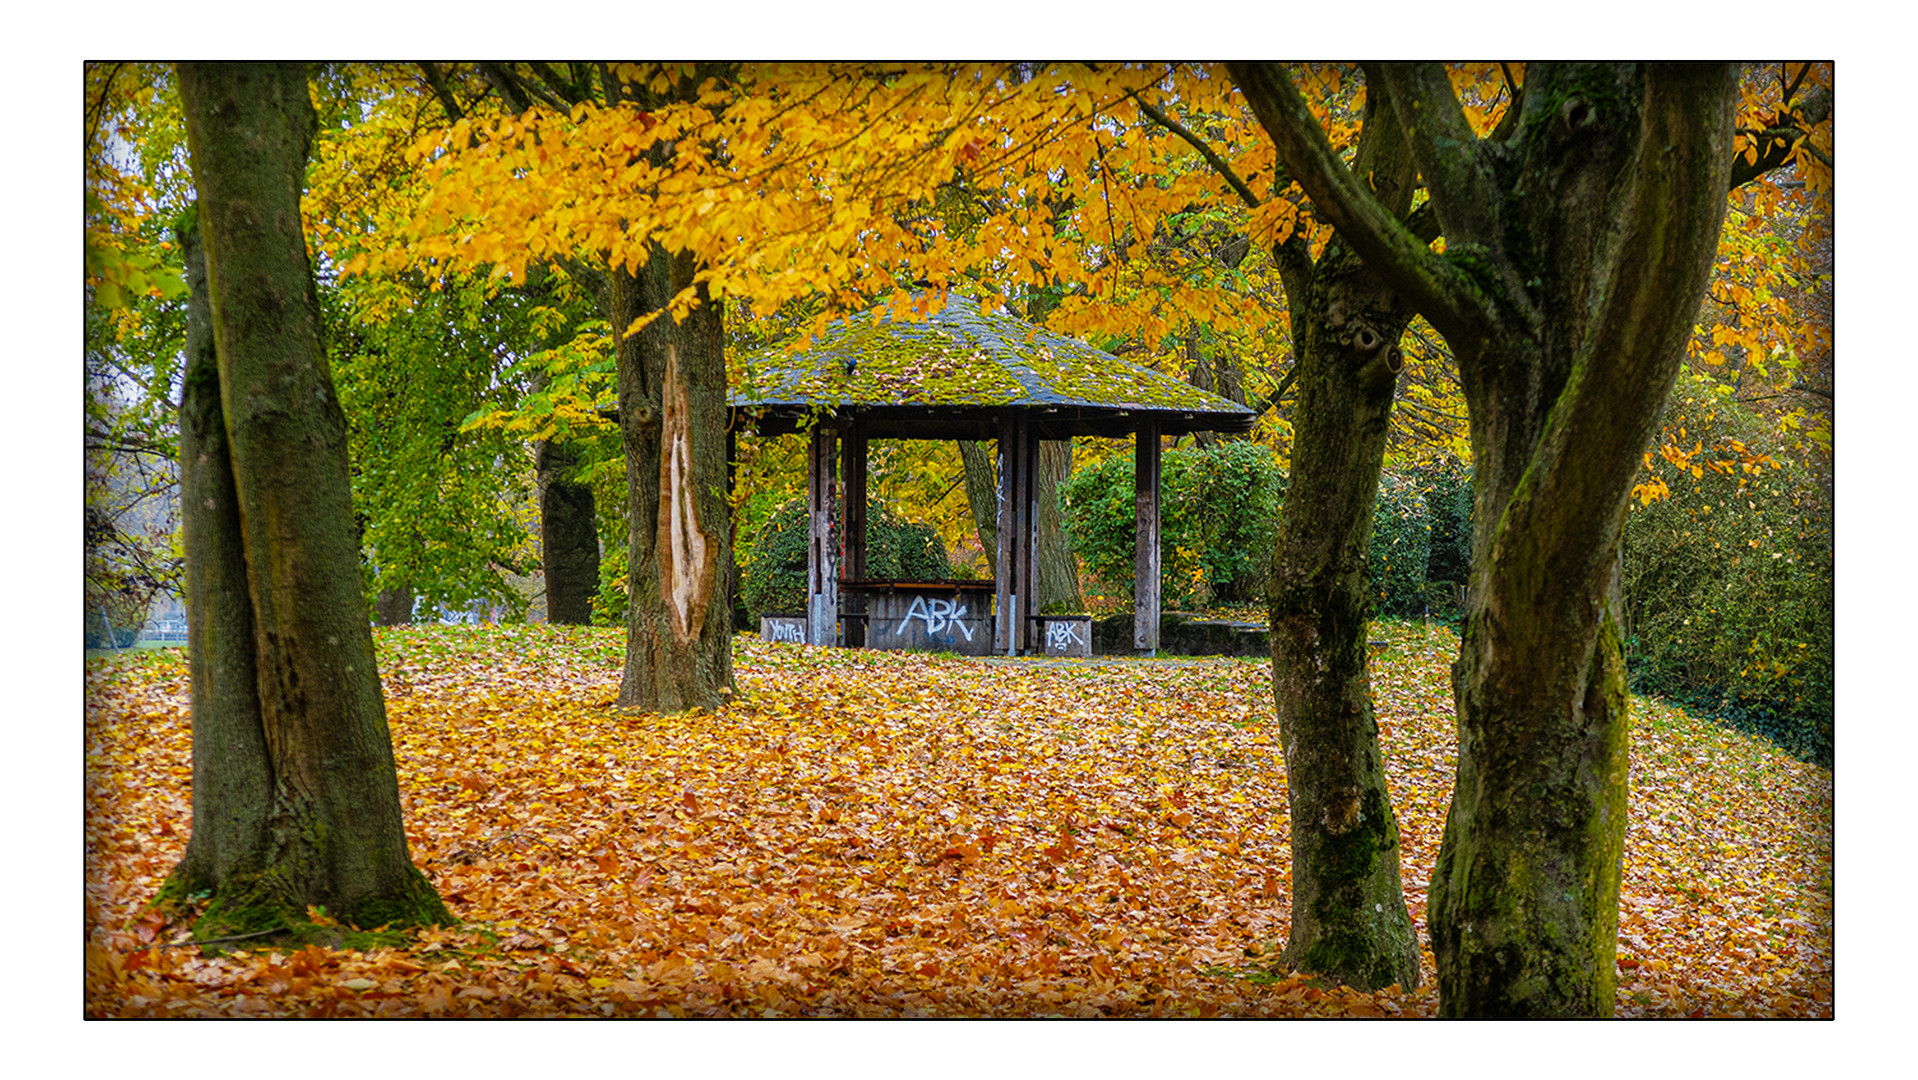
728;293;1256;656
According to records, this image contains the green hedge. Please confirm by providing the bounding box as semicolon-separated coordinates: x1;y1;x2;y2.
1059;440;1284;608
1416;455;1473;588
741;498;952;620
1620;414;1833;765
1365;472;1432;619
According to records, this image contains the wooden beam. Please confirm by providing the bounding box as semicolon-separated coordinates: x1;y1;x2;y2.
807;424;838;646
842;423;868;648
1134;417;1161;654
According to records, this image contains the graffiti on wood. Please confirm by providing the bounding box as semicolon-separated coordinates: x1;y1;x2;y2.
1043;616;1093;657
905;595;975;641
760;617;806;644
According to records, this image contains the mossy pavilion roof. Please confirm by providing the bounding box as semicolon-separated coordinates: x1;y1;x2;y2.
729;294;1257;440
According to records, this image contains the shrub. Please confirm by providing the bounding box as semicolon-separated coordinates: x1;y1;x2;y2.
1364;471;1432;618
1059;440;1284;608
741;498;953;620
1182;440;1287;603
1620;380;1833;765
1415;454;1474;588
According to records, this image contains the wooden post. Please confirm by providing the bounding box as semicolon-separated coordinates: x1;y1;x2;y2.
807;423;838;646
1016;418;1038;654
994;412;1036;655
1005;412;1020;652
1134;417;1161;655
842;423;868;647
726;422;739;637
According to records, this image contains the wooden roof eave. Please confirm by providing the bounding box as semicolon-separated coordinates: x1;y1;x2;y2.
729;402;1257;441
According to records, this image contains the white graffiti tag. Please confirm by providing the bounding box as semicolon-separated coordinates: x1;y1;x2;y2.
1045;620;1084;650
904;595;975;640
765;619;805;643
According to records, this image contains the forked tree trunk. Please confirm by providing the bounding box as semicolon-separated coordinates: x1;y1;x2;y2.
1240;60;1737;1015
165;62;448;935
611;247;734;712
1426;65;1737;1016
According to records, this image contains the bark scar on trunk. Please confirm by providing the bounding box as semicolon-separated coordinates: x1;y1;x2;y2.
658;344;711;645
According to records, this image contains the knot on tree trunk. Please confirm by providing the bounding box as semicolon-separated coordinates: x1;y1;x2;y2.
1558;93;1599;137
1323;786;1363;834
1324;298;1403;387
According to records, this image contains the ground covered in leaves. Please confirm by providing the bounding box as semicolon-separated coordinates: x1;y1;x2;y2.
83;621;1833;1017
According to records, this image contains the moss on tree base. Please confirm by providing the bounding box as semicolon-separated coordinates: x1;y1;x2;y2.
155;858;452;954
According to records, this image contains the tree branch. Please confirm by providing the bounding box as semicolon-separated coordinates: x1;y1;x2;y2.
1267;363;1300;407
1363;63;1502;248
1538;64;1738;546
85;62;129;159
1727;85;1832;190
525;61;590;106
416;62;466;122
1129;93;1264;211
1228;62;1488;348
478;63;534;114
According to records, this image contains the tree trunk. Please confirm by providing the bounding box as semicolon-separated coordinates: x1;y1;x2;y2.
536;439;599;624
1034;440;1083;612
1426;66;1737;1017
611;246;734;712
1238;60;1737;1015
1267;251;1420;990
373;585;415;626
1261;83;1424;992
959;440;998;577
167;62;448;935
165;207;274;895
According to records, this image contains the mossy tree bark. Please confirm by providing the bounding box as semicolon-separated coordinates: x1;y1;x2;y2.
168;208;274;895
1261;86;1424;992
1237;61;1737;1015
1131;75;1424;989
165;62;449;935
